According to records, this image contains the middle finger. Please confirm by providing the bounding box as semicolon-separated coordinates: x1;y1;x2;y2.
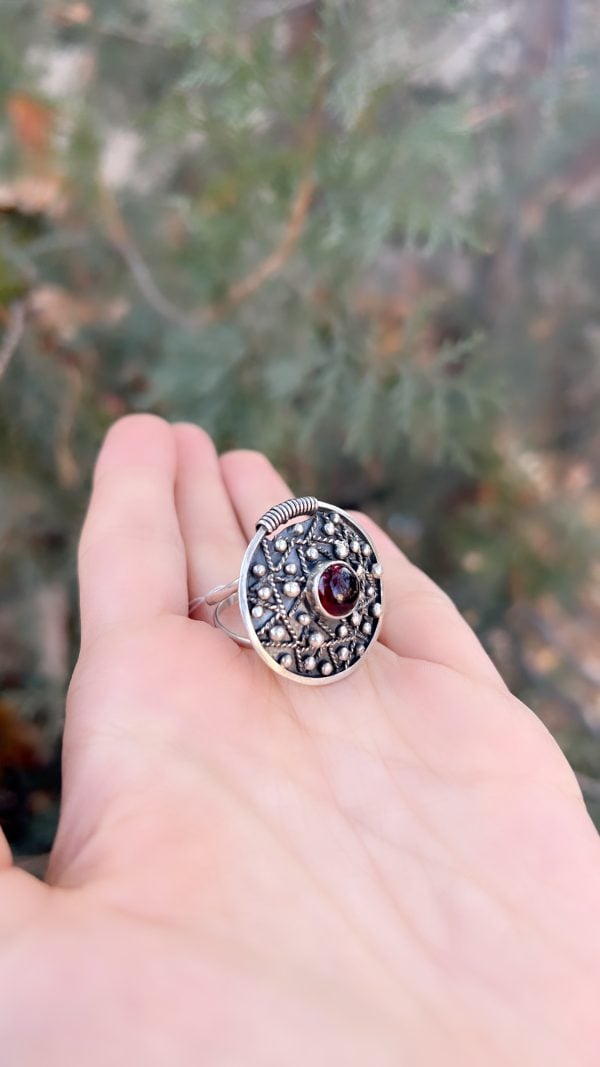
174;424;246;623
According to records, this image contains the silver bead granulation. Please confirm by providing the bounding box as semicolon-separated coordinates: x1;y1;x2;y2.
243;499;384;682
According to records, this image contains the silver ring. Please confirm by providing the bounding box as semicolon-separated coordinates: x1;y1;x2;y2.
188;497;384;685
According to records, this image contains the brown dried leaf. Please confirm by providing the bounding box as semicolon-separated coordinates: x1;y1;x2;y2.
50;2;92;25
30;284;129;342
0;174;68;218
30;285;94;342
6;93;55;158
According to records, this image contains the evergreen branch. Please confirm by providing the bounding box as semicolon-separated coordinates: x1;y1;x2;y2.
104;174;314;328
465;95;518;130
204;173;316;321
0;299;27;381
102;191;200;329
97;2;320;41
95;24;181;48
250;0;322;19
103;79;324;330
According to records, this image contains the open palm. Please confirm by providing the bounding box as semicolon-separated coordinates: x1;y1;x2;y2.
1;415;599;1066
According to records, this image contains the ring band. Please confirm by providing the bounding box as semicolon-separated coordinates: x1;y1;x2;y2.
188;497;384;685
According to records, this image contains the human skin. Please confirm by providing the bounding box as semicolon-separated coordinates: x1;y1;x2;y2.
0;414;599;1066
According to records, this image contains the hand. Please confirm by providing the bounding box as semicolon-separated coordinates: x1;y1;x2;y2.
1;415;599;1066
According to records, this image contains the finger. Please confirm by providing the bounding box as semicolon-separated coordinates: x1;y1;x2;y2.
220;450;505;691
219;449;292;541
78;414;187;646
349;511;507;691
173;425;246;623
0;835;11;872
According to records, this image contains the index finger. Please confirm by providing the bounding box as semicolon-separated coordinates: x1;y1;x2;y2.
78;414;187;647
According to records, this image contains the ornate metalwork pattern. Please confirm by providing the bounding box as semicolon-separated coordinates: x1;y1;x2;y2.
256;496;318;534
239;501;384;684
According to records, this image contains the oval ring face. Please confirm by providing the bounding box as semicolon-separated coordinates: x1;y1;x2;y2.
238;502;384;684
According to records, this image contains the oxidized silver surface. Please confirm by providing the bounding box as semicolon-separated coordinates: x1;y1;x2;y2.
238;499;384;685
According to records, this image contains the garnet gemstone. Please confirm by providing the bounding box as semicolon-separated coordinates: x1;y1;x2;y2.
317;563;360;618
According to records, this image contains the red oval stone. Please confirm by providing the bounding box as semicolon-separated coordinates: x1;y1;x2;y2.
317;563;359;617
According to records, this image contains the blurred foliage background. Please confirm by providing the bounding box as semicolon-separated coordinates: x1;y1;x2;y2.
0;0;599;859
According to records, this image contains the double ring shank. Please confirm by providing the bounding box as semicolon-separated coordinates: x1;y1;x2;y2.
189;498;319;646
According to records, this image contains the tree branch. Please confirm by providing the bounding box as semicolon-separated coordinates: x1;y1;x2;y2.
54;363;83;489
105;170;316;330
0;300;26;381
103;69;324;330
204;173;316;319
94;23;181;48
